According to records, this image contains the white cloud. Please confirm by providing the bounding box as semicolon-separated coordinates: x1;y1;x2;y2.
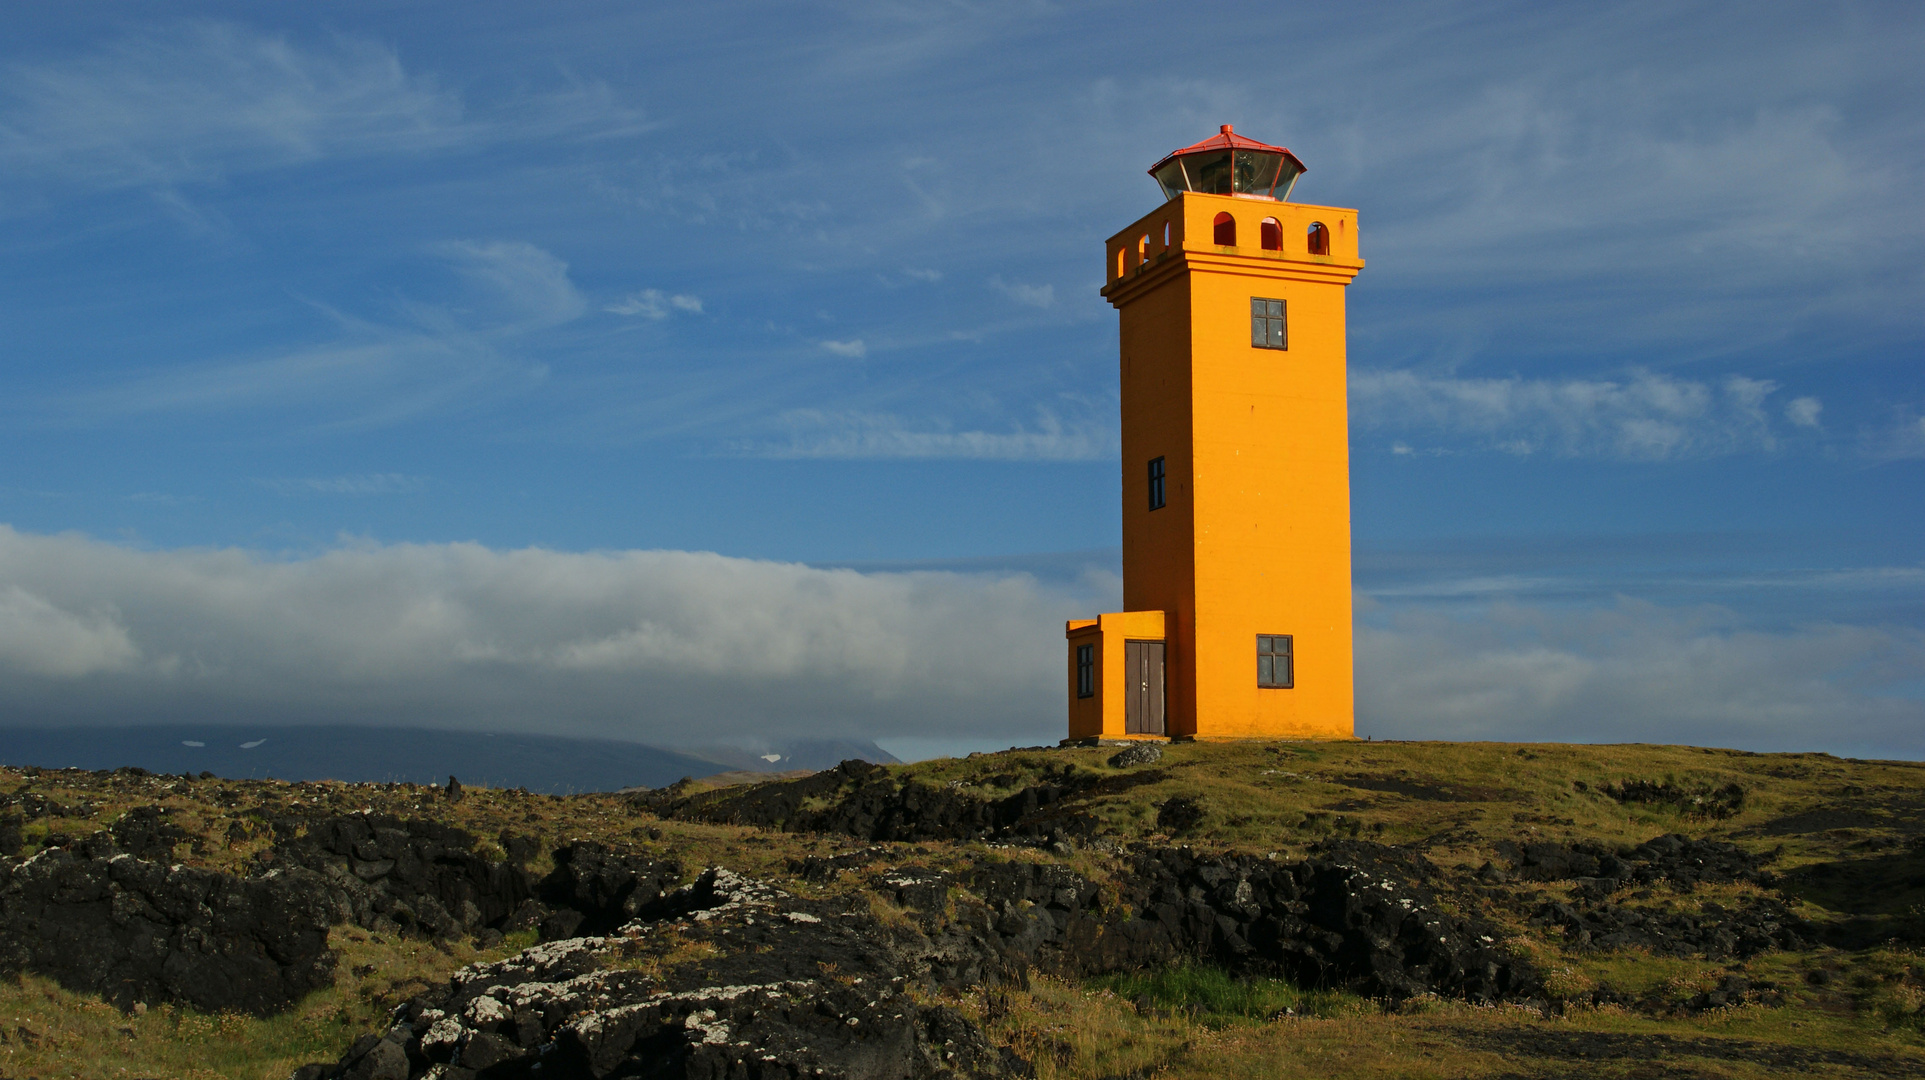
1357;598;1925;755
748;409;1114;461
1351;369;1810;459
0;525;1099;743
0;585;140;678
1785;396;1824;428
606;289;703;319
820;339;868;358
989;276;1055;309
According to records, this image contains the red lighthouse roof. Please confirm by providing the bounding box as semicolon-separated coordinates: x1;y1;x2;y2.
1146;124;1307;202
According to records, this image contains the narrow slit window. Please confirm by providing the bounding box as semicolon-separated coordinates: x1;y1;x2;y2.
1213;212;1236;247
1148;456;1166;511
1076;643;1095;698
1250;297;1286;350
1258;634;1294;688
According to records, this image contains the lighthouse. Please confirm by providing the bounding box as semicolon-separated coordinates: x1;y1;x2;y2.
1065;126;1364;742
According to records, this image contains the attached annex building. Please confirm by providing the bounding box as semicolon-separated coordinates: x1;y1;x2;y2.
1066;126;1363;743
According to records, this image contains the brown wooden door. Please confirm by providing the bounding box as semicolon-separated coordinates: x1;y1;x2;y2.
1124;640;1166;735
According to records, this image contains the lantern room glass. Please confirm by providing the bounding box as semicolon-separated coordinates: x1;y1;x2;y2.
1151;149;1304;202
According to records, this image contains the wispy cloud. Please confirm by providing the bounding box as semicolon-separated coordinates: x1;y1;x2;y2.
0;22;464;189
989;276;1055;309
1352;369;1816;459
261;474;429;496
47;240;577;427
606;289;703;319
746;409;1115;461
431;241;586;328
0;21;651;193
819;339;868;358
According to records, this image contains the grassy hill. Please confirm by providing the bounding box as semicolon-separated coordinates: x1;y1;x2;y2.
3;739;1924;1078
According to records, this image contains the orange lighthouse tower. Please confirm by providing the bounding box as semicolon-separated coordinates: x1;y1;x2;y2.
1065;126;1363;742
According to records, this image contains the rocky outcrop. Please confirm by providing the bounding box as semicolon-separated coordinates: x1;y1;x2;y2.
644;760;1112;845
307;868;1028;1080
268;814;534;940
0;847;335;1015
1491;833;1776;898
883;843;1539;1002
531;842;682;940
1529;895;1811;959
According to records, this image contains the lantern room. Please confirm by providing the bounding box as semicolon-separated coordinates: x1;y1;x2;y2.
1147;124;1307;202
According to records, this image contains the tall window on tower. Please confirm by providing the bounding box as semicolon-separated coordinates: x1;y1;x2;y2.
1251;298;1286;349
1257;634;1294;688
1076;644;1095;698
1147;456;1166;510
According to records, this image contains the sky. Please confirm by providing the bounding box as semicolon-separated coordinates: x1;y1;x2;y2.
0;2;1920;760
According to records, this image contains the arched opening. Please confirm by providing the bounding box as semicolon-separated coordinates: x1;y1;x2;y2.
1213;212;1236;247
1306;221;1329;256
1260;217;1282;251
1162;220;1172;248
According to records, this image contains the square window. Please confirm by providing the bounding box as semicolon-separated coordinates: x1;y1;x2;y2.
1148;456;1166;511
1076;643;1095;698
1250;297;1287;350
1258;634;1293;688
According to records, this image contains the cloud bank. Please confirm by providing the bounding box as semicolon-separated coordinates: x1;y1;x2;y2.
0;526;1103;744
0;526;1918;758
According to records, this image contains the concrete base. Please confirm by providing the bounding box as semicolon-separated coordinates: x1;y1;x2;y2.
1059;736;1175;748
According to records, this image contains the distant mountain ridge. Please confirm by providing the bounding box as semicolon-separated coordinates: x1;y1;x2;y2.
0;725;898;794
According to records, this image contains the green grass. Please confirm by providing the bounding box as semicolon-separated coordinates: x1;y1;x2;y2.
1088;962;1355;1025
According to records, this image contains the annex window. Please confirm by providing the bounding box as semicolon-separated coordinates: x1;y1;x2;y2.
1251;297;1286;349
1258;634;1294;688
1147;456;1166;510
1076;643;1096;698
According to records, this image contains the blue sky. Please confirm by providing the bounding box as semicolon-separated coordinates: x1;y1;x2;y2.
0;2;1920;759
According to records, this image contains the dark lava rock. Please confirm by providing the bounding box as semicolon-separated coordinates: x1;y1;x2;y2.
1530;895;1811;960
1154;796;1206;836
1603;779;1746;819
0;848;334;1014
908;843;1538;1003
649;759;1095;845
314;868;1027;1080
269;813;534;940
535;842;682;938
1497;834;1773;897
1100;843;1540;1001
1107;744;1163;768
110;805;192;862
